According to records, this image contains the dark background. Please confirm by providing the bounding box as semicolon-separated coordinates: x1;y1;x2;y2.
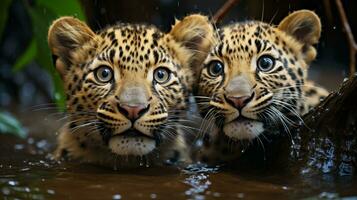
0;0;355;110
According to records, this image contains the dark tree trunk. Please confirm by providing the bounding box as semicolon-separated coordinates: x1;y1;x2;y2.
295;75;357;175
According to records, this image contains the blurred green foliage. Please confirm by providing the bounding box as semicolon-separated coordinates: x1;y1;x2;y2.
0;0;12;40
15;0;86;108
0;0;86;137
0;111;27;138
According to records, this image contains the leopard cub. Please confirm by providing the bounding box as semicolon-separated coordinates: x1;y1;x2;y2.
48;14;214;167
193;10;329;163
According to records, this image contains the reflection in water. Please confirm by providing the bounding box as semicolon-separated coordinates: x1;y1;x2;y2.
0;178;50;200
0;110;357;199
183;164;219;200
185;173;211;199
301;134;356;176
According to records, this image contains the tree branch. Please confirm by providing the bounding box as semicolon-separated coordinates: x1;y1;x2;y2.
212;0;240;23
335;0;357;77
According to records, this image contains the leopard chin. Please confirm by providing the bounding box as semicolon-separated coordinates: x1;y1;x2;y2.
223;119;264;140
108;135;156;156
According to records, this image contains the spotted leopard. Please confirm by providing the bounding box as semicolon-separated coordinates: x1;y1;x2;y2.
193;10;329;163
48;14;214;167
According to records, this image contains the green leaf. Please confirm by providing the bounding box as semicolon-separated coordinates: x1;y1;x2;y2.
13;39;37;72
36;0;86;21
27;4;67;108
16;0;86;109
0;0;12;40
0;111;27;138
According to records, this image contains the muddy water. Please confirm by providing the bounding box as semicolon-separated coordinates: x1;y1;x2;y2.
1;112;357;200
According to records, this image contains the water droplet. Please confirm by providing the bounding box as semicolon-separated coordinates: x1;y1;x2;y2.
150;193;157;199
8;180;17;186
113;194;122;200
300;167;311;174
343;77;349;82
36;139;48;149
27;137;34;144
47;189;55;194
196;140;203;147
213;192;221;197
282;186;288;190
237;193;245;198
333;26;336;30
319;192;339;199
139;157;144;166
14;144;24;150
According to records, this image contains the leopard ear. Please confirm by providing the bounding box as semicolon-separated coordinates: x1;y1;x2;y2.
169;14;215;69
48;17;95;76
278;10;321;63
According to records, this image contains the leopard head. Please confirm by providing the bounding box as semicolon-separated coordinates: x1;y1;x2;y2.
196;10;321;140
48;14;214;157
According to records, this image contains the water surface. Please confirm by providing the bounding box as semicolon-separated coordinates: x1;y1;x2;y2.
0;112;356;200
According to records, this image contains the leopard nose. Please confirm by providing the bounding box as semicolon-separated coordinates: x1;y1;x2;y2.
118;104;149;121
225;93;254;110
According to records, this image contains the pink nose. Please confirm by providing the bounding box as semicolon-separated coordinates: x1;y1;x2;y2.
118;104;148;121
226;95;252;110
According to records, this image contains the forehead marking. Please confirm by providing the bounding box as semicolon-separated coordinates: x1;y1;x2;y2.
95;25;169;74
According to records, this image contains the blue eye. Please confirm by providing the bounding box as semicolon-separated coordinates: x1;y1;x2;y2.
257;55;275;72
95;65;113;83
154;67;171;84
207;60;224;76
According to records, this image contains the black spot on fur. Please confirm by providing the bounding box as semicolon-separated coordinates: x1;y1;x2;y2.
287;68;297;81
255;39;262;53
297;68;304;77
153;51;159;64
306;89;317;96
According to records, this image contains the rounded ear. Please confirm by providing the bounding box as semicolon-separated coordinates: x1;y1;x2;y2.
170;14;214;52
169;14;215;73
278;10;321;63
48;17;95;76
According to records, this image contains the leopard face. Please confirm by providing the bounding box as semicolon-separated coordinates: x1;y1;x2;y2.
48;15;214;161
196;10;328;141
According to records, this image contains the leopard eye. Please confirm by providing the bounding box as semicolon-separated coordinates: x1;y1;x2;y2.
95;65;113;83
207;60;224;76
257;55;275;72
154;67;171;84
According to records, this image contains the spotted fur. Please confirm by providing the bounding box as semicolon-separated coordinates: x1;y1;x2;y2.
48;14;214;167
194;10;329;163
